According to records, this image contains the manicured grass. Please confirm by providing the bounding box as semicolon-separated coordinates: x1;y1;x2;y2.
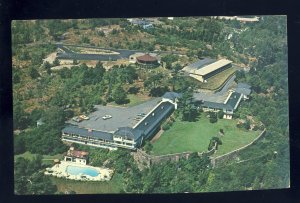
51;173;123;194
188;66;237;90
108;94;151;107
14;151;64;164
151;116;260;156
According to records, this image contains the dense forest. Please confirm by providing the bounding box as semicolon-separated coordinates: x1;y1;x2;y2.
12;16;289;194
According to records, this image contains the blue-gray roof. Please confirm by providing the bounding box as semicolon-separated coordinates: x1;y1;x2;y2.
237;83;251;89
135;101;175;136
132;19;150;26
202;92;242;111
226;92;242;110
162;92;182;101
114;127;143;140
186;58;216;70
202;101;227;110
235;83;251;96
62;125;113;141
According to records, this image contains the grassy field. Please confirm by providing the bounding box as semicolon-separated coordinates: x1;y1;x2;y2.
51;173;123;194
151;116;260;156
189;66;237;90
108;94;151;107
14;151;64;165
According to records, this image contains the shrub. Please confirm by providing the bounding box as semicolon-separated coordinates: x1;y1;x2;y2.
162;123;170;131
209;117;218;123
217;111;224;119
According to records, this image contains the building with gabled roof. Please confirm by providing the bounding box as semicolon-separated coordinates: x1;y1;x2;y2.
62;98;176;150
235;83;251;99
64;147;89;165
183;58;232;82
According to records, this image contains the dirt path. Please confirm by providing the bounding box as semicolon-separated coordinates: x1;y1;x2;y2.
150;129;164;144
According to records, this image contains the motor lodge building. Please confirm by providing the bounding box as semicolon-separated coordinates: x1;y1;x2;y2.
62;96;177;150
183;58;232;82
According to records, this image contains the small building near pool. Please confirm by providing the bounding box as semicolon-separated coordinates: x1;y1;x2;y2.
64;147;89;165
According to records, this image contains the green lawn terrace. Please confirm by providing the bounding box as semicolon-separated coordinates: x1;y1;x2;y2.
151;116;261;157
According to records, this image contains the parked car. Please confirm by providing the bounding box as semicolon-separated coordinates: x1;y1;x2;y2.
102;115;112;120
72;116;83;122
137;113;146;117
79;115;90;120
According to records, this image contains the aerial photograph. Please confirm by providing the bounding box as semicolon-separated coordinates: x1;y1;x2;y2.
12;16;289;194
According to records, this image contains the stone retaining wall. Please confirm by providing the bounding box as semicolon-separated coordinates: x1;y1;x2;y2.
132;129;267;170
132;143;217;170
211;129;267;168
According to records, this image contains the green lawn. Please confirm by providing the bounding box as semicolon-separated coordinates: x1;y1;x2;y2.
14;151;64;165
51;173;123;194
108;94;151;107
151;116;260;156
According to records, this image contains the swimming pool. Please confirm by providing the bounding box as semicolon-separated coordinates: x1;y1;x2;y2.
66;165;100;177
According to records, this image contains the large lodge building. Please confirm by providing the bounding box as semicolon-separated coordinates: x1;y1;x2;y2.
62;95;178;150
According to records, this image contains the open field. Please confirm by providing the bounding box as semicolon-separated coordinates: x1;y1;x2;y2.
188;66;237;90
151;115;260;156
108;93;152;107
14;151;64;165
51;173;123;194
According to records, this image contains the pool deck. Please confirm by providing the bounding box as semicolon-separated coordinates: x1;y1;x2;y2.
44;161;114;181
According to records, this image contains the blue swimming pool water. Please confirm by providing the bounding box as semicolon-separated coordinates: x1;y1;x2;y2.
66;165;99;177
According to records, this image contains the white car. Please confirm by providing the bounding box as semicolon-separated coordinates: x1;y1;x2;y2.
102;115;112;120
79;115;90;120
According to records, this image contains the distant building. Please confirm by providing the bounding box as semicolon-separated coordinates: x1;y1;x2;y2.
129;53;146;63
142;24;154;29
64;147;89;165
183;58;232;82
235;83;251;99
202;91;244;119
36;118;45;127
162;86;250;120
128;18;154;29
213;16;260;23
136;54;159;67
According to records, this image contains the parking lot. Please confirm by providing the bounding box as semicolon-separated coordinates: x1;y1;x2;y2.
67;97;161;133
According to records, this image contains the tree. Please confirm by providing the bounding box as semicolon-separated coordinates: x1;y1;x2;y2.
219;129;224;135
42;106;65;129
29;67;40;79
179;89;199;121
53;58;60;66
112;85;129;104
149;86;169;97
209;112;218;123
243;119;251;130
127;86;140;94
143;141;153;153
208;137;222;150
73;59;79;65
14;156;58;195
13;100;30;130
217;111;224;119
14;134;26;154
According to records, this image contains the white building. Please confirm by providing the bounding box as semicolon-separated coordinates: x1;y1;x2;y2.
64;147;89;165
